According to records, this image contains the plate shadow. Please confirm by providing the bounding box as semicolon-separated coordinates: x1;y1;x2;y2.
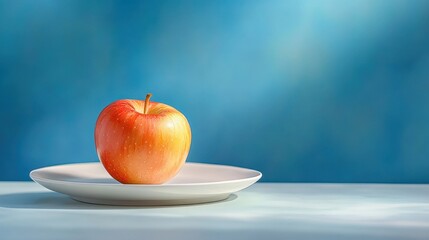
0;192;238;210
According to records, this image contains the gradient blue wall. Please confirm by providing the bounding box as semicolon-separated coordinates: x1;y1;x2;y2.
1;0;429;182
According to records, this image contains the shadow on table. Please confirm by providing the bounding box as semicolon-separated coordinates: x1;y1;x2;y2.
0;192;237;210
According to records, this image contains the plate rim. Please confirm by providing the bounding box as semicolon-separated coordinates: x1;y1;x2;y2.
30;162;262;187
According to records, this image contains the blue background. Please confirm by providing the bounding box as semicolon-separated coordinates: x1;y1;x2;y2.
1;0;429;182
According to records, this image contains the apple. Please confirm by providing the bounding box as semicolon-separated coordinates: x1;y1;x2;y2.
94;94;192;184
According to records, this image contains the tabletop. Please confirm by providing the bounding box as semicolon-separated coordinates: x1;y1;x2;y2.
1;182;428;240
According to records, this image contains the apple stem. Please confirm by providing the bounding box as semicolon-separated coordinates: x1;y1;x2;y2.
144;93;152;114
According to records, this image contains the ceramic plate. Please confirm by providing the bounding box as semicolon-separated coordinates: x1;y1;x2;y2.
30;162;262;206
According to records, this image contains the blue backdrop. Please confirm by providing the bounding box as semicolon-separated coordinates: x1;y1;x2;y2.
1;0;429;182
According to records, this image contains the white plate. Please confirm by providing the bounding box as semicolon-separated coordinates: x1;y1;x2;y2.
30;162;262;206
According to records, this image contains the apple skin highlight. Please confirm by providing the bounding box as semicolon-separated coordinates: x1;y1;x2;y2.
95;95;192;184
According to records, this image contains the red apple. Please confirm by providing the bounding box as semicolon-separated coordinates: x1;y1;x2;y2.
94;94;192;184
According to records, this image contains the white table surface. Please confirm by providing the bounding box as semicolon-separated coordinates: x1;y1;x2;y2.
1;182;429;240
